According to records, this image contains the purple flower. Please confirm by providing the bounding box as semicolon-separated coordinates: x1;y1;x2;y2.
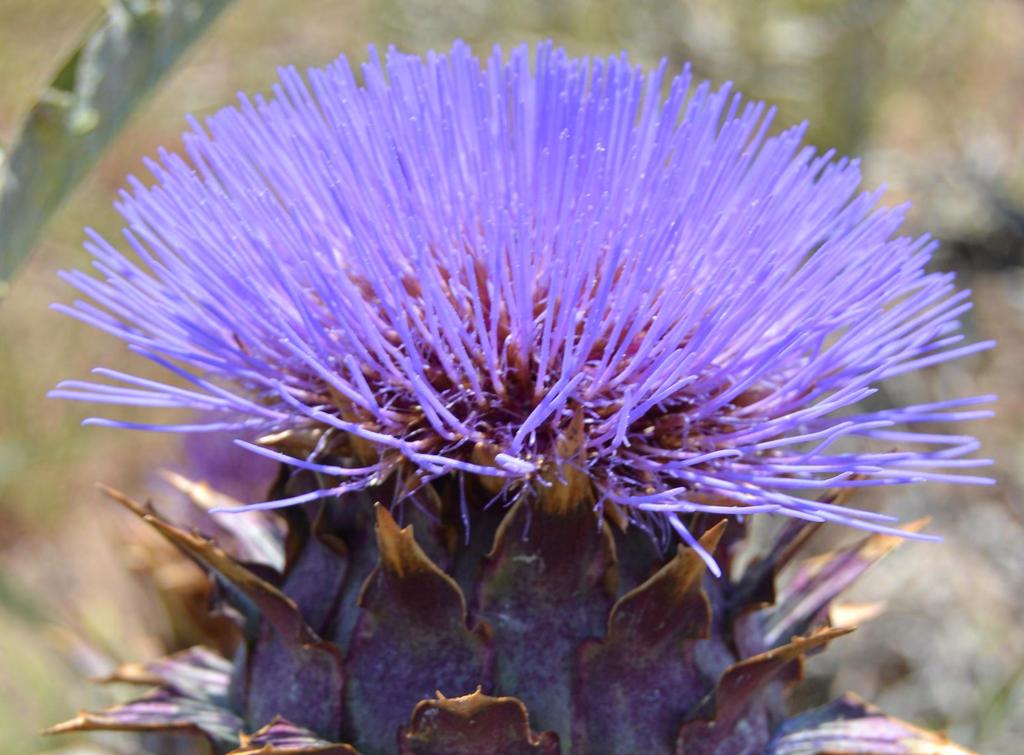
52;42;993;570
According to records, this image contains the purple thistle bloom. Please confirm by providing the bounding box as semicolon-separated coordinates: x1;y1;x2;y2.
53;42;993;571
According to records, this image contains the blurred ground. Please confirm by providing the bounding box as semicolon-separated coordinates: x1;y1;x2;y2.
1;0;1022;752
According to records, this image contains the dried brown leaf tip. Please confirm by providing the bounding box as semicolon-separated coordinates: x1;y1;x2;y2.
97;645;233;704
537;409;591;514
231;716;358;754
44;687;243;751
102;485;319;645
764;518;929;646
102;486;346;741
573;523;725;754
676;627;854;755
400;688;558;755
344;505;490;754
766;692;978;755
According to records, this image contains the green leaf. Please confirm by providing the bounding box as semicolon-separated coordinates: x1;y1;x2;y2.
0;0;235;291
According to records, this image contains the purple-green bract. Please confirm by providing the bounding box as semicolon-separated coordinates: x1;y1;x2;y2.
53;42;992;570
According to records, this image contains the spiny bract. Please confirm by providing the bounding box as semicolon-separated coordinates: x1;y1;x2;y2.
50;42;986;754
49;476;973;754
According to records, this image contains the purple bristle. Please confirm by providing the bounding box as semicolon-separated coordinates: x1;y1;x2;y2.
52;41;993;544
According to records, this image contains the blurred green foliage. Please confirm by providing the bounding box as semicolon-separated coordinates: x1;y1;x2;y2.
0;0;234;288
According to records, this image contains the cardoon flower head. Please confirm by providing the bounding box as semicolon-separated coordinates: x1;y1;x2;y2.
50;42;988;755
55;42;992;569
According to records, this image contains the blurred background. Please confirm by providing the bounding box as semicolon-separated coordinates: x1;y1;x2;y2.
1;0;1022;752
